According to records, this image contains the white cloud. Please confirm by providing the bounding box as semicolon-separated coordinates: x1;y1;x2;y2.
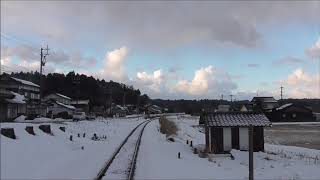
174;65;237;98
278;68;319;98
175;66;213;95
100;47;128;82
305;38;320;59
135;69;164;93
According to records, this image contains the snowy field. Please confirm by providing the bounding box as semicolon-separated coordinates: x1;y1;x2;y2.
1;115;320;179
265;123;320;150
135;115;320;180
1;117;145;179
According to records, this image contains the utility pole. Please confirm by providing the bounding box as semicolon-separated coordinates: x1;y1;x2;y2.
280;86;284;105
221;94;223;100
39;45;49;103
230;94;233;102
122;85;126;107
249;124;254;180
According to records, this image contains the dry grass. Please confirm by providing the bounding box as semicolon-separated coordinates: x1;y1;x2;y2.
159;116;178;137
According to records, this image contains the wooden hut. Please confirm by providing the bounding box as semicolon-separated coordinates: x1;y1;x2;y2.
203;112;271;153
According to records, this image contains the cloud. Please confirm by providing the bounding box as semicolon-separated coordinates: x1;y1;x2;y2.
0;44;97;73
100;47;128;82
247;63;260;68
277;68;319;98
135;69;165;95
305;38;320;59
2;1;319;49
174;65;237;98
272;56;304;66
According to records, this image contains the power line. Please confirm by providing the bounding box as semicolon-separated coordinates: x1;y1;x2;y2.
0;32;39;48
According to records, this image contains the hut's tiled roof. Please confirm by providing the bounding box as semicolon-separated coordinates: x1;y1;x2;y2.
204;112;271;127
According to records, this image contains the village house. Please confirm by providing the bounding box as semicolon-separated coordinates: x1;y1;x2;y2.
0;89;26;122
107;104;128;117
71;99;90;114
251;96;279;112
203;112;271;153
146;104;162;114
268;103;315;122
42;93;75;117
0;75;46;117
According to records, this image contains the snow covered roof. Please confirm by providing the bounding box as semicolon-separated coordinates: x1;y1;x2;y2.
55;93;71;100
116;105;126;110
55;101;76;110
276;103;293;110
11;77;40;88
5;91;26;104
204;112;271;127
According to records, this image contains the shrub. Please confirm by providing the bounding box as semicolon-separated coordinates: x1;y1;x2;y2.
159;116;178;137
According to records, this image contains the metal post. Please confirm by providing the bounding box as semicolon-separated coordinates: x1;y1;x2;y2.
249;125;254;180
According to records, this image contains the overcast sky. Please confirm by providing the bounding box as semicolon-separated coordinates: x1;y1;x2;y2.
1;1;320;100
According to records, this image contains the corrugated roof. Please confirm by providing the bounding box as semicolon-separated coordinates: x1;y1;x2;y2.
204;112;271;127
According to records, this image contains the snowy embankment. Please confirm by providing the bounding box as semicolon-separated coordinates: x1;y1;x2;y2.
0;117;145;179
135;115;320;179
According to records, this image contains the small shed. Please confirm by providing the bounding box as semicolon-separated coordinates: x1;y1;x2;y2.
203;112;271;154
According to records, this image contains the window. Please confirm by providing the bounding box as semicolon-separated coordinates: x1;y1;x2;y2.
282;113;286;118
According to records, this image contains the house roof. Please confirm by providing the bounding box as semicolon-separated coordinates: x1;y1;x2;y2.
11;77;40;88
204;112;271;127
55;93;71;100
55;101;76;110
5;91;26;104
275;103;312;112
276;103;293;110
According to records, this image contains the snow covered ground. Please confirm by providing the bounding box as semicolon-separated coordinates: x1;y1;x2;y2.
135;115;320;179
1;117;145;179
2;115;320;179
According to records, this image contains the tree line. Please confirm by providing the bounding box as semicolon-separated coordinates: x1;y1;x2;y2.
9;71;150;109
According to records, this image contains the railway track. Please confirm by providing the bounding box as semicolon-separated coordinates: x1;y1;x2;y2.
95;119;153;180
